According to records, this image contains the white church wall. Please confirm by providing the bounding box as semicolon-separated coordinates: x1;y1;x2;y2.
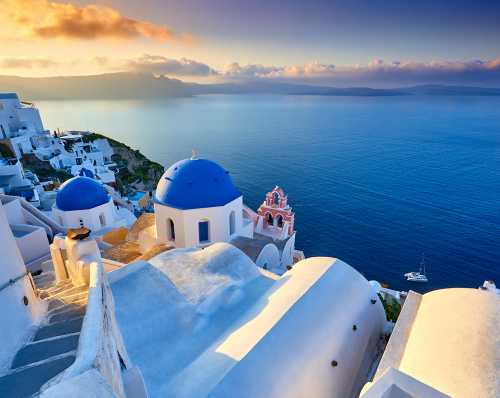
155;196;244;248
280;232;296;270
0;201;45;370
254;243;281;272
54;199;115;232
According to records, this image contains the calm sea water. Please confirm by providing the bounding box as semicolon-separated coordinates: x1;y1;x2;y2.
38;95;500;292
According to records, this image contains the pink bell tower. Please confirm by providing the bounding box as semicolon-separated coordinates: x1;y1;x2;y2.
257;186;294;238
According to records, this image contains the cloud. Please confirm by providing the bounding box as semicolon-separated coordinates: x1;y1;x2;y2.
126;55;218;77
222;59;500;87
4;0;185;42
0;57;60;69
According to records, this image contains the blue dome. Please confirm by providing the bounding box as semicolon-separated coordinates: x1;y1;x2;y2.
155;158;241;210
56;176;110;211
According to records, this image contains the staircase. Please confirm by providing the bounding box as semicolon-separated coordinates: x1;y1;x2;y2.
0;272;88;398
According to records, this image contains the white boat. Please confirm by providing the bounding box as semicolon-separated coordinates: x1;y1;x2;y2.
405;254;429;283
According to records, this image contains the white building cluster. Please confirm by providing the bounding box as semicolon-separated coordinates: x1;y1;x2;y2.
0;93;117;186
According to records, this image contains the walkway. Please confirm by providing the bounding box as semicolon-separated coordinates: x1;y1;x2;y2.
0;272;87;397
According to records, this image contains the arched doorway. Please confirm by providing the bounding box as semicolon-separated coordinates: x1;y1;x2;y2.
276;215;284;228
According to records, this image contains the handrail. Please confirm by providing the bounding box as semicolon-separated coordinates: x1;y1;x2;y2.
61;261;102;380
54;260;131;398
0;271;29;293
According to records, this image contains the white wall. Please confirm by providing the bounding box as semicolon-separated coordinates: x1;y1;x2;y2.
254;243;280;272
208;258;387;398
53;199;115;232
16;106;44;133
2;197;25;224
12;224;50;265
280;232;296;271
155;196;245;248
0;201;44;370
0;98;21;134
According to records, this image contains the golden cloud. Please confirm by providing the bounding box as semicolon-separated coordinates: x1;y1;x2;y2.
4;0;180;42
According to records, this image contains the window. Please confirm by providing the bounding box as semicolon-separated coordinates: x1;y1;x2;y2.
277;215;284;228
198;220;210;243
229;211;236;236
79;218;84;227
99;214;106;228
0;124;6;139
167;218;175;241
266;213;274;226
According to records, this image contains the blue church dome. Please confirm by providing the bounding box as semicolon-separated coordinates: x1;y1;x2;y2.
155;158;241;210
56;176;110;211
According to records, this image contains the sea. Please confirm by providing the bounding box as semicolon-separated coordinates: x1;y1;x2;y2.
37;94;500;292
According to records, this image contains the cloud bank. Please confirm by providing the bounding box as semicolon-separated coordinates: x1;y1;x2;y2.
126;55;218;76
4;0;184;42
221;59;500;87
2;54;500;86
0;57;59;69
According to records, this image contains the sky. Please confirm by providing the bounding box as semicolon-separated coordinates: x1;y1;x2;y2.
1;0;500;86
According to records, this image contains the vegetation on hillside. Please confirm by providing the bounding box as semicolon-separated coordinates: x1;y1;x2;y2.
378;293;402;323
82;132;164;194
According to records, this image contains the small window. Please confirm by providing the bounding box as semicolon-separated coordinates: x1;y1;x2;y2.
229;211;236;236
79;218;84;227
99;214;106;227
266;213;274;226
277;215;284;228
198;220;210;243
0;124;6;139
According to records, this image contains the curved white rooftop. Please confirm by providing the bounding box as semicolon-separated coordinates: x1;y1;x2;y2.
108;243;385;398
364;287;500;398
399;288;500;398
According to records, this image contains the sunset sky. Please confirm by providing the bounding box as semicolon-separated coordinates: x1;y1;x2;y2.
1;0;500;86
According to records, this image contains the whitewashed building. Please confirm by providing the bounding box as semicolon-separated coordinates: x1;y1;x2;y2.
53;176;135;232
0;93;47;158
0;200;44;370
152;155;301;274
0;93;117;185
361;287;500;398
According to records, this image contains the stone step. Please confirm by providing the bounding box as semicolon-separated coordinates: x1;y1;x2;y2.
47;294;87;311
0;355;75;398
50;307;86;324
33;317;84;341
39;282;74;298
32;272;57;290
47;285;87;300
11;335;79;369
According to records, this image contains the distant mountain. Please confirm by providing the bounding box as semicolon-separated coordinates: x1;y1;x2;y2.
1;73;500;100
398;84;500;96
0;73;199;100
